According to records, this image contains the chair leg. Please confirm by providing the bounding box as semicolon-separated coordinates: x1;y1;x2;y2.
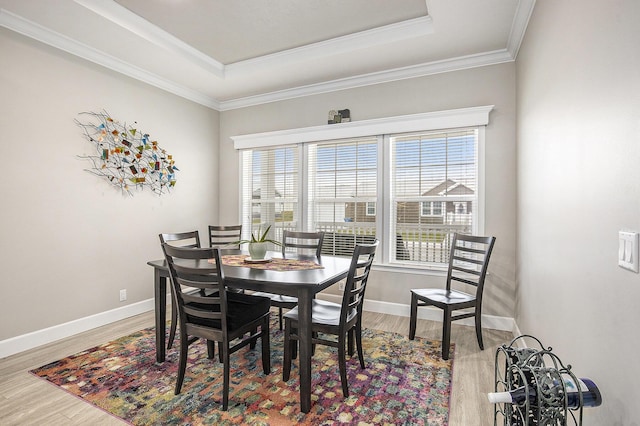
278;307;284;331
442;309;452;360
475;307;484;350
175;332;189;394
355;322;365;369
261;318;271;374
168;300;177;349
347;328;355;356
218;342;223;363
337;334;349;397
222;343;230;411
409;292;418;340
250;327;257;349
282;319;293;382
206;340;215;359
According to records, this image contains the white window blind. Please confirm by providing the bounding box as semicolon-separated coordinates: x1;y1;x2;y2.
240;146;298;248
307;138;378;256
391;128;478;265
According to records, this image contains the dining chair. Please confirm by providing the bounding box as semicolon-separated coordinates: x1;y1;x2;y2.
409;233;496;360
159;231;202;350
161;244;271;411
282;240;378;398
253;230;325;330
208;225;242;249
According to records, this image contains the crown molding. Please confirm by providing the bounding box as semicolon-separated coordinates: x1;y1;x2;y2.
507;0;536;59
225;15;434;77
0;8;220;110
1;0;534;112
74;0;226;78
220;50;513;111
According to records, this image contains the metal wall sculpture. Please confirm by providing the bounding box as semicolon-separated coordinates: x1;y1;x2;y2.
76;111;178;196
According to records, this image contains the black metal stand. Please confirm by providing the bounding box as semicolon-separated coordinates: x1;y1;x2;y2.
493;335;585;426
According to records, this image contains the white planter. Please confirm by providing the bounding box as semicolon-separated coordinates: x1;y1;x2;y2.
248;242;268;260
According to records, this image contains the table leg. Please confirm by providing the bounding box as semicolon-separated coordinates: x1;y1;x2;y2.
297;290;313;413
154;269;167;363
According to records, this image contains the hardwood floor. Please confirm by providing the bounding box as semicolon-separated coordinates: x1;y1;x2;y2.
0;310;512;425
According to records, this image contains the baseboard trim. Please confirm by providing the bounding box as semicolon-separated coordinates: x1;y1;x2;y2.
1;294;518;359
0;299;154;359
317;293;517;333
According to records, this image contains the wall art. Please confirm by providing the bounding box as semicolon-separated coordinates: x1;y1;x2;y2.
75;111;178;196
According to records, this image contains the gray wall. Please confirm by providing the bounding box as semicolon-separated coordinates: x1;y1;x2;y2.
516;0;640;423
220;63;517;319
0;28;220;340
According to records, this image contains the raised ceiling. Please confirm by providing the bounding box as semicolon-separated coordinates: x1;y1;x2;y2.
0;0;535;110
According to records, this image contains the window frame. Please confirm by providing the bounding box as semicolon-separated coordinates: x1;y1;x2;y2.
233;106;491;272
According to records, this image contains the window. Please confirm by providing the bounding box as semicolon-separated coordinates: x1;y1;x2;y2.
308;138;378;256
234;107;490;269
420;201;444;217
391;129;478;265
366;202;376;216
240;146;298;247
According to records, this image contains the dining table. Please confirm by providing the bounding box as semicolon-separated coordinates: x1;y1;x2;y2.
147;250;352;413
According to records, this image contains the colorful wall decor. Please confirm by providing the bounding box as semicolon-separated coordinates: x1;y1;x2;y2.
75;111;178;196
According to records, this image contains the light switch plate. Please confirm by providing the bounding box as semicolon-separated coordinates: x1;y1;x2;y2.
618;231;639;272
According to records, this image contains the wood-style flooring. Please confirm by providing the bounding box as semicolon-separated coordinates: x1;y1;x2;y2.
0;310;512;425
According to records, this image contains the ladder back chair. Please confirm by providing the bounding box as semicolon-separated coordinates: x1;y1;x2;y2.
161;244;271;410
409;233;496;360
282;240;378;397
208;225;242;249
253;230;325;330
159;231;202;350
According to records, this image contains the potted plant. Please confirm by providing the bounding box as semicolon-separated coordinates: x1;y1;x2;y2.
238;225;281;260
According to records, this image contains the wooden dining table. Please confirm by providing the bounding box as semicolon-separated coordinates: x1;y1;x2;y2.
147;250;352;413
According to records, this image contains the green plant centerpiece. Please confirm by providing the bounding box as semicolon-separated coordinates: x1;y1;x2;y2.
238;225;282;260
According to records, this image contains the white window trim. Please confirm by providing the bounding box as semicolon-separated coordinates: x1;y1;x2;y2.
231;106;494;149
233;106;492;272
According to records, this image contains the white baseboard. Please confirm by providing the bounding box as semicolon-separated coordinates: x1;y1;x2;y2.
1;294;518;359
0;298;155;359
317;293;517;333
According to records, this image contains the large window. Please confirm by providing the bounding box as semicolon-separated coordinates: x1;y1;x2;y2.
235;107;490;269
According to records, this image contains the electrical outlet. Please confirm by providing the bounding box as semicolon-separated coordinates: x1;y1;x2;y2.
119;289;127;301
338;282;345;291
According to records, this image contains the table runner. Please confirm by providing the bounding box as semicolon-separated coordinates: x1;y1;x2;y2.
209;254;324;271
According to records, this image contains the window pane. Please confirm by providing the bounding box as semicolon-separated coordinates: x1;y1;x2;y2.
241;146;298;248
308;138;378;256
392;129;478;265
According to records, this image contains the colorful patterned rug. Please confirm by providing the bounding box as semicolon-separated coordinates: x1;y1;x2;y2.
30;317;453;425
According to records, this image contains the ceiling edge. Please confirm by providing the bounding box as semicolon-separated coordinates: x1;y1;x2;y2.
0;8;220;110
507;0;536;58
74;0;226;77
1;0;534;112
225;16;434;77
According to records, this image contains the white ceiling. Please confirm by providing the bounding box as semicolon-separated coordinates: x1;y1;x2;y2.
0;0;535;110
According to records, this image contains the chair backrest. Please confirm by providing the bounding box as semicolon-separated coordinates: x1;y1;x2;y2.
340;240;379;327
445;233;496;299
282;230;325;258
159;231;201;248
161;244;228;334
208;225;242;249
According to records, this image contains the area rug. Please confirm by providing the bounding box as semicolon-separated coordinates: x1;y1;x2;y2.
30;317;453;425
